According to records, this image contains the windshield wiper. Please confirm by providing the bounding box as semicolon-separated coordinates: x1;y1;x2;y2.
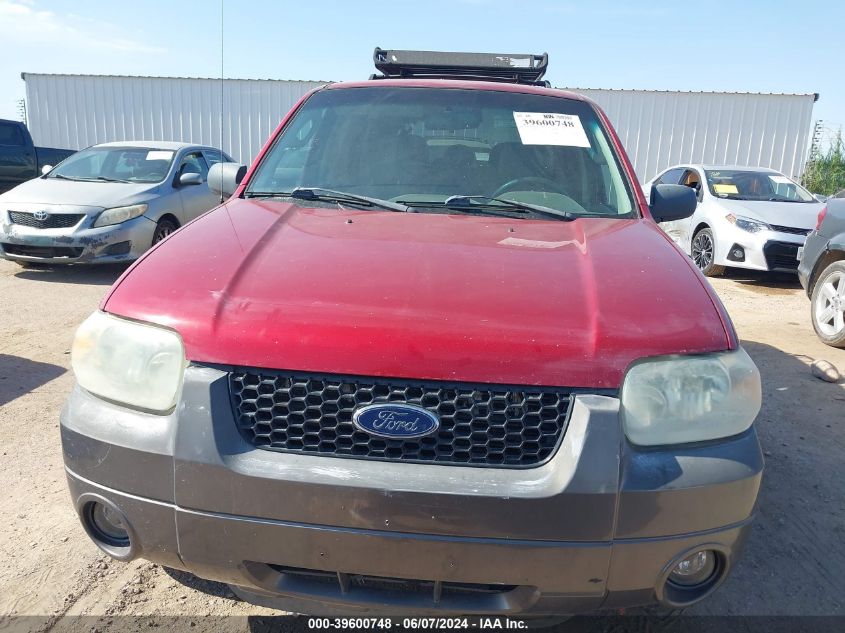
49;174;129;183
243;191;282;198
443;195;575;221
244;188;410;212
289;187;410;213
93;176;131;183
767;197;809;203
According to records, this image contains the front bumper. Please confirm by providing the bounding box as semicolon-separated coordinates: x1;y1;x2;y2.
712;223;807;272
0;214;156;264
60;366;763;615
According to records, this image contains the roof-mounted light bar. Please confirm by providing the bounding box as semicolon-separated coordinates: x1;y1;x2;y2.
371;48;550;86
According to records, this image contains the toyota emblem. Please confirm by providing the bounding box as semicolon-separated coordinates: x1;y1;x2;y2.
33;210;50;221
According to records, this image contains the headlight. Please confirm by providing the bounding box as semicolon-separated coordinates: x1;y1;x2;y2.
94;204;148;227
725;213;769;233
621;348;761;446
71;311;185;412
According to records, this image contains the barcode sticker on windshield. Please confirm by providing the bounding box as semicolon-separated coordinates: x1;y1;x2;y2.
513;112;590;147
146;150;174;161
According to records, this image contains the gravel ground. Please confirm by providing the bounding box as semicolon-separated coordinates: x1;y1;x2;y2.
0;259;843;632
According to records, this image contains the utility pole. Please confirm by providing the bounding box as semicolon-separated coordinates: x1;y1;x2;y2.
16;99;27;126
809;119;824;161
801;120;824;188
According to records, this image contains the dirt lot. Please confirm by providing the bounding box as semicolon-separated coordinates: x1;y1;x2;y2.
0;258;843;631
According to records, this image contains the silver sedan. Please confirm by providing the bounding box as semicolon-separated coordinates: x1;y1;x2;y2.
0;141;232;265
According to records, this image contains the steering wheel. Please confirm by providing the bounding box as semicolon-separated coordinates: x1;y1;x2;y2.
492;176;570;199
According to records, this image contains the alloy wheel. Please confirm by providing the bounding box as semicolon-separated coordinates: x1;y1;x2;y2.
814;271;845;336
692;231;714;270
153;223;176;244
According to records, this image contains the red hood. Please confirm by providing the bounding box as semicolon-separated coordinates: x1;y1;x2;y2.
104;200;733;388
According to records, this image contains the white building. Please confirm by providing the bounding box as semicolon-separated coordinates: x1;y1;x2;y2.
22;73;817;180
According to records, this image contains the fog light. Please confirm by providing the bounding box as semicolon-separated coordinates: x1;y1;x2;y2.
87;502;130;546
668;550;716;587
103;240;132;256
727;244;745;262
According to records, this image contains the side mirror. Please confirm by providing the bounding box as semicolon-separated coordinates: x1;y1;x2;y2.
649;184;697;223
208;162;247;200
178;172;203;187
41;165;53;175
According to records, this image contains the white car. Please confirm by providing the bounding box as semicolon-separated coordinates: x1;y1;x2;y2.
642;164;824;276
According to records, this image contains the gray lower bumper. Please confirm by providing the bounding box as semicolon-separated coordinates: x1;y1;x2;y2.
60;366;763;615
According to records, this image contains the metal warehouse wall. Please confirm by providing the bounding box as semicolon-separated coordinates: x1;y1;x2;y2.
24;74;816;179
23;74;326;164
568;88;816;180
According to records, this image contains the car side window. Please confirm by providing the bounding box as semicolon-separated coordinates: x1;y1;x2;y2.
0;122;25;147
177;152;209;181
681;169;699;187
202;149;234;167
655;168;685;185
681;169;704;199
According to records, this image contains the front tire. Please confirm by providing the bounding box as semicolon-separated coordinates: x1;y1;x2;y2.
811;261;845;348
152;218;179;245
691;228;725;277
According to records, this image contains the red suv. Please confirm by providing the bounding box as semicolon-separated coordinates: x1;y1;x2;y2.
62;50;763;616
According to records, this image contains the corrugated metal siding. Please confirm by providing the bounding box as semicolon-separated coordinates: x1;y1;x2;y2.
567;88;816;180
23;74;326;164
24;74;816;179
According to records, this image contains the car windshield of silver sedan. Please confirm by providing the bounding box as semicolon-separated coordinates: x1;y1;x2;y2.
48;147;176;184
705;169;817;203
246;87;637;219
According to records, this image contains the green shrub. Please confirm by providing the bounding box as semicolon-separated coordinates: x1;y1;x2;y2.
802;131;845;196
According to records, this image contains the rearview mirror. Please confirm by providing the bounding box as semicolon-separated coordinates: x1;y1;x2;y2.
178;172;202;187
208;162;247;200
649;184;697;223
41;165;53;175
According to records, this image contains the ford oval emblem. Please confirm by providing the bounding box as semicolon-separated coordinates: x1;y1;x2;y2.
352;403;439;439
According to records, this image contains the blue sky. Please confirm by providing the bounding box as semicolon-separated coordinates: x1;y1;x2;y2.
1;0;842;147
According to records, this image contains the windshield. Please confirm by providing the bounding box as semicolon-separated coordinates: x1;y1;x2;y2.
246;87;636;218
49;147;177;183
704;169;816;203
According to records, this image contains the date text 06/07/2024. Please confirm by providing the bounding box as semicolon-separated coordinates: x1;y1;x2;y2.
306;618;529;630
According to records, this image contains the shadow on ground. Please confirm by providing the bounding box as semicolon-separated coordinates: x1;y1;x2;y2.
12;262;131;286
163;566;240;601
721;268;802;292
0;353;66;406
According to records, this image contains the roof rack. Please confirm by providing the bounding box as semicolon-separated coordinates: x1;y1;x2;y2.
371;48;550;87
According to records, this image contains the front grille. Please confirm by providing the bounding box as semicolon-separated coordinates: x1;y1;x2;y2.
2;243;83;259
8;211;84;229
229;370;572;467
267;565;516;603
770;224;811;236
763;240;800;271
